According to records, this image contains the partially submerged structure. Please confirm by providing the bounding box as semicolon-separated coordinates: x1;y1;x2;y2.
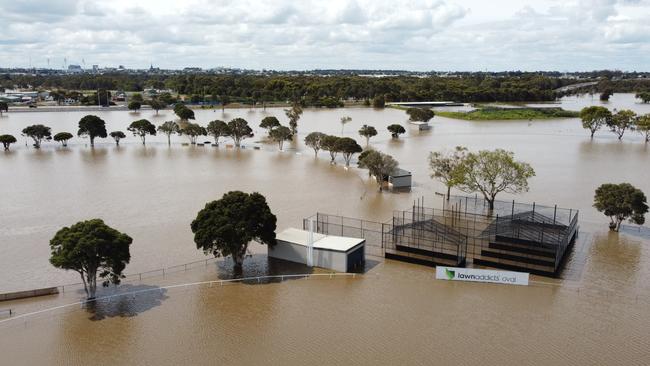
303;195;579;277
387;168;412;190
269;228;365;272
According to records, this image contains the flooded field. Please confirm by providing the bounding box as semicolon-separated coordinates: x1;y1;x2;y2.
0;94;649;365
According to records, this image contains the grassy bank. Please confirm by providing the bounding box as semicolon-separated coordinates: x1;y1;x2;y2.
437;107;579;120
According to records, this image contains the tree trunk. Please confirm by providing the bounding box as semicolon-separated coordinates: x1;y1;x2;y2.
590;130;595;139
232;252;244;277
168;135;171;145
90;136;95;147
446;185;451;200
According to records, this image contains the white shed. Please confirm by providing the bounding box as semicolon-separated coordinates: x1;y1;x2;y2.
388;168;412;189
269;228;365;272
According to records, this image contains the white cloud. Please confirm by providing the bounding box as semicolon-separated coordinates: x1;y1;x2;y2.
0;0;648;70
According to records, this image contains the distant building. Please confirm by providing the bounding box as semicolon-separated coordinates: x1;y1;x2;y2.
67;65;82;73
92;65;99;73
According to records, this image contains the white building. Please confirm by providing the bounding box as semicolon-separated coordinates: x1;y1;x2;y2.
269;228;365;272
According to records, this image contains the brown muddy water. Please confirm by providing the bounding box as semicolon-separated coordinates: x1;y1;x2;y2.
0;94;649;365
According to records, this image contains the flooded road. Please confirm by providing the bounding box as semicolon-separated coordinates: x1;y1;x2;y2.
0;94;649;365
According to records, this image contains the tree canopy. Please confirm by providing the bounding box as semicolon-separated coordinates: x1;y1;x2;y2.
22;124;52;148
179;123;207;144
207;120;230;145
321;135;341;162
190;191;276;274
0;134;17;150
53;132;74;147
127;119;157;144
580;106;612;138
636;92;650;103
429;146;468;200
259;116;281;136
269;125;292;150
227;118;253;147
358;124;378;145
78;115;107;147
456;149;535;211
148;99;166;114
594;183;648;231
285;103;303;135
606;109;637;140
128;101;142;112
387;124;406;138
358;150;399;191
157;121;180;145
340;116;352;135
406;108;435;123
336;137;363;166
49;218;132;299
109;131;126;145
174;103;195;121
304;132;327;157
634;113;650;143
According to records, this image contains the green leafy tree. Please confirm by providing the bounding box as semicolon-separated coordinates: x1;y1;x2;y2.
148;99;166;114
406;108;435;123
304;132;327;157
285;103;303;135
53;132;73;147
358;124;378;145
227;118;254;147
636;92;650;103
127;119;157;145
594;183;648;231
220;95;230;112
456;149;535;211
174;103;195;121
130;93;144;103
387;124;406;138
22;124;52;148
358;150;399;191
372;95;385;108
190;191;276;274
110;131;126;146
429;146;468;200
78;115;107;147
49;219;132;299
600;89;613;101
0;102;8;116
128;101;142;112
157;121;180;145
336;137;363;166
634;113;650;143
260;116;281;137
340;116;352;135
580;106;612;139
0;134;17;150
159;92;176;105
179;123;207;144
321;135;341;162
269;125;292;150
206;120;230;145
606;109;636;140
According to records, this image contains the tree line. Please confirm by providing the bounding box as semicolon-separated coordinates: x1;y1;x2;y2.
580;106;650;142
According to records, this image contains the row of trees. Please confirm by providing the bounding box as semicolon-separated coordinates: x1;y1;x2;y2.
580;106;650;142
50;190;277;299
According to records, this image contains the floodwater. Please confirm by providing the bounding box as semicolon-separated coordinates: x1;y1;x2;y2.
0;93;649;365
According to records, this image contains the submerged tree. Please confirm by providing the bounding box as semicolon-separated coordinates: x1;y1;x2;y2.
358;124;378;145
227;118;254;147
191;191;276;275
207;120;230;145
606;109;637;140
285;103;303;135
387;124;406;138
174;103;195;121
594;183;648;231
0;102;8;116
269;125;292;150
110;131;126;146
336;137;363;166
634;113;650;143
127;119;157;145
259;116;281;137
358;150;398;191
428;146;468;200
128;101;142;112
340;116;352;135
179;123;207;144
321;135;341;163
22;124;52;148
456;149;535;212
53;132;74;147
49;219;132;299
636;92;650;104
0;134;17;150
406;108;435;123
580;106;612;139
78;115;108;147
148;99;166;114
372;95;385;108
304;132;326;157
157;121;180;145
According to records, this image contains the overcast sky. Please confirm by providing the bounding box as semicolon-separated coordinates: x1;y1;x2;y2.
1;0;649;71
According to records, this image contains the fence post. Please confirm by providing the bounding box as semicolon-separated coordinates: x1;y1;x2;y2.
553;205;557;224
532;202;536;217
512;200;515;217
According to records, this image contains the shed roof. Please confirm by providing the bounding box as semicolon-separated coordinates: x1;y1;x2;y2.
276;228;365;252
